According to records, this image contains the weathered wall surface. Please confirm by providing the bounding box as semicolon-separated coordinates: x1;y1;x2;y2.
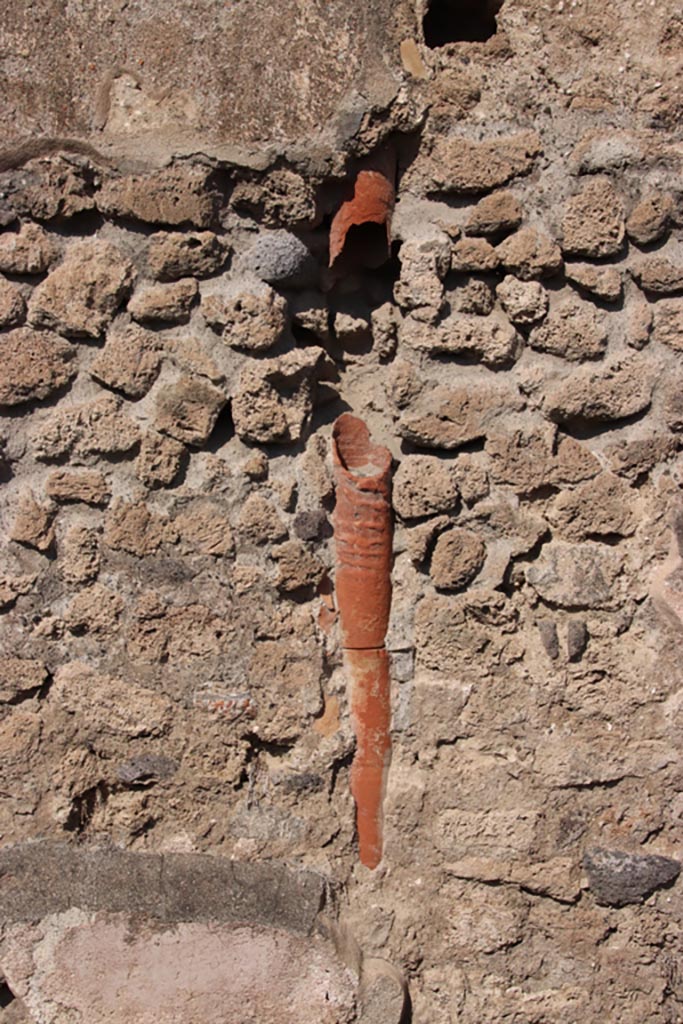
1;1;683;1022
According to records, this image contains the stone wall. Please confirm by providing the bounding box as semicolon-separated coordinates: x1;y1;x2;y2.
1;1;683;1021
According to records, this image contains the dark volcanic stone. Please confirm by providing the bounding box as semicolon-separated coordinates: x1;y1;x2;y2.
293;509;329;541
567;619;588;662
583;847;681;907
537;618;559;660
116;754;178;786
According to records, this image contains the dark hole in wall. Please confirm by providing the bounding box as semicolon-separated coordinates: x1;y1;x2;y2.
423;0;505;46
332;221;391;274
0;979;16;1008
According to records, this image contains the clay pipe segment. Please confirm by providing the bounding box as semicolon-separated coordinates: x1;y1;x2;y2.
332;414;393;651
328;150;396;270
346;647;392;871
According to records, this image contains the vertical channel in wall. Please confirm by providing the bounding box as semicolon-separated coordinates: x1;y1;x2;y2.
332;414;393;869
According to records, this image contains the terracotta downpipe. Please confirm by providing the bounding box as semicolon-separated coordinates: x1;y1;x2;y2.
329;151;396;271
332;413;393;869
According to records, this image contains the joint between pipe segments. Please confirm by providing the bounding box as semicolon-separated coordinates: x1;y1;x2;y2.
343;645;387;652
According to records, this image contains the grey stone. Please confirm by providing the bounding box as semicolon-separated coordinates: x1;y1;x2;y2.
0;841;327;935
583;847;681;907
238;229;316;287
538;619;560;660
115;754;178;786
527;542;622;609
567;620;588;661
293;509;329;541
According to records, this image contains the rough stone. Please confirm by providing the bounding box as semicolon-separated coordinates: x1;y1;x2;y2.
204;279;287;352
544;356;653;424
135;431;186;488
450;237;499;273
393;456;459;519
417;132;541;194
33;395;139;464
565;263;623;302
529;299;608;361
415;589;517;673
549;472;636;540
387;358;423;410
496;227;563;280
404;312;521;368
486;428;600;494
293;510;329;542
146;231;228;280
605;435;677;480
632;257;683;295
333;302;372;350
237;493;288;545
28;240;135;338
104;499;170;557
0;156;97;221
115;754;177;785
10;492;54;552
60;525;101;585
626;299;653;349
496;275;548;325
0;841;327;936
0;328;76;406
230;167;318;228
98;165;219;227
626;192;673;246
90;321;162;398
430;528;486;590
359;961;407;1024
371;301;398;359
452;455;489;505
393;237;449;322
238;229;315;287
0;659;48;703
566;619;589;661
0;571;36;612
65;582;125;637
51;662;173;737
650;301;683;354
272;540;324;592
128;278;198;324
537;619;560;660
291;291;331;344
664;378;683;433
527;542;622;608
0;222;59;274
583;847;681;907
232;349;323;445
562;178;625;257
568;133;643;175
404;514;451;566
45;469;110;506
450;277;495;315
173;499;234;557
155;377;227;446
400;382;525;450
0;275;25;327
466;191;523;236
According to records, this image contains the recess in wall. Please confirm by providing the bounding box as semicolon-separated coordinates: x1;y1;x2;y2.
423;0;505;46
